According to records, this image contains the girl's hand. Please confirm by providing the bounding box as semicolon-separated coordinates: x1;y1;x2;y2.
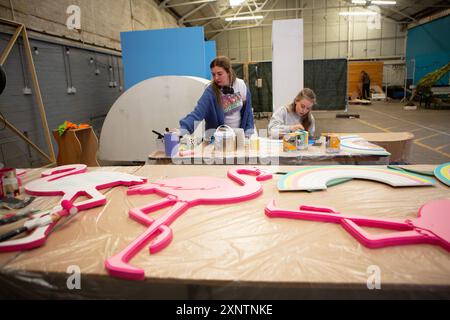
290;124;305;131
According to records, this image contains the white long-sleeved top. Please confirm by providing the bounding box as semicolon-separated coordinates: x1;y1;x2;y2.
268;105;315;138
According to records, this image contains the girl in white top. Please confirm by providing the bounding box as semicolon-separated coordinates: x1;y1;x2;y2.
179;56;254;137
268;88;317;139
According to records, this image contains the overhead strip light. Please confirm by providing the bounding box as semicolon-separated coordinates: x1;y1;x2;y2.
229;0;245;6
351;0;397;4
225;15;264;21
339;11;378;16
371;1;396;4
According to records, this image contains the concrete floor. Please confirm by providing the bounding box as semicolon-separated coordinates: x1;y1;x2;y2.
255;100;450;164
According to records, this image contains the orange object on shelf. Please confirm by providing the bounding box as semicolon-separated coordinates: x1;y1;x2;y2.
57;121;92;136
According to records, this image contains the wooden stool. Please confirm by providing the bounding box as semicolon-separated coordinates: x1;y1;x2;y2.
52;127;100;166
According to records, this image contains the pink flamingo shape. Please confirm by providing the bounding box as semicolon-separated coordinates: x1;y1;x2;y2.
0;165;146;252
265;199;450;252
25;164;146;210
105;167;272;280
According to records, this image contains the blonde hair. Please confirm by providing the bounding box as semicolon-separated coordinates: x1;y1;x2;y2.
288;88;317;131
293;88;317;105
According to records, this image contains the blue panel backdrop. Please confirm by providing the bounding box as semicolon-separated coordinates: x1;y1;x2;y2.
406;15;450;85
121;27;206;89
204;41;216;80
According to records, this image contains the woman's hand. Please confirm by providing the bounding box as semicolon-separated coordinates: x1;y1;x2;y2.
168;128;181;136
290;124;305;131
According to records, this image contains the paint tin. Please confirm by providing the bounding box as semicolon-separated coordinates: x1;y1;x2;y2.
249;135;259;152
283;133;297;152
0;168;20;198
296;130;309;150
234;128;245;151
325;134;340;153
214;125;236;153
164;132;179;157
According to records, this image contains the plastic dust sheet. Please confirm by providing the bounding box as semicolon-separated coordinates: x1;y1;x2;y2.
0;164;449;299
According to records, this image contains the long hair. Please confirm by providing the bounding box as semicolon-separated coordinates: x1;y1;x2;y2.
210;56;236;106
288;88;317;131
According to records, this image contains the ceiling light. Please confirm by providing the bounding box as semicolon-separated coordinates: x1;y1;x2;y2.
225;15;264;21
229;0;245;6
339;11;378;16
371;1;396;4
351;0;397;4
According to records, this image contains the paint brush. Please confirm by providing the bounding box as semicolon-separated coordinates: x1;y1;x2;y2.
0;200;77;243
0;207;40;226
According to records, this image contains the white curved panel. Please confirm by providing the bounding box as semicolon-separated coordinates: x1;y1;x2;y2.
99;76;209;162
340;135;390;155
278;166;435;191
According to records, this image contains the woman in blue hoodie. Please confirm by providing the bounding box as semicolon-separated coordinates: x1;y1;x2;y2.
179;56;254;137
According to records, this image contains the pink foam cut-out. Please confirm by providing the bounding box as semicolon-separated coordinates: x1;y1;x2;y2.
265;199;450;252
105;167;273;280
0;165;146;252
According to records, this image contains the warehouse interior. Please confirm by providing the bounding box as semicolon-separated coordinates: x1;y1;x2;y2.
0;0;449;300
0;0;448;167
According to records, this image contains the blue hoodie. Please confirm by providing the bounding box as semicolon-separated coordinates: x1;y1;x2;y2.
179;84;254;136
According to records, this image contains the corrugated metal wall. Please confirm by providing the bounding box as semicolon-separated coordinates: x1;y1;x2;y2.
215;0;406;62
0;0;179;51
0;33;123;168
214;0;406;87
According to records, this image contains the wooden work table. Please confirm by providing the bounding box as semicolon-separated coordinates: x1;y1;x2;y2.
0;164;448;299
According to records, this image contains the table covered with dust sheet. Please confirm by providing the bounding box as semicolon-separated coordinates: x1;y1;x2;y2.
0;165;449;299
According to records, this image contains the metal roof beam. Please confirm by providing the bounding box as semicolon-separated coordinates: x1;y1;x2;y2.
185;4;403;24
159;0;171;8
179;3;210;24
339;0;402;24
209;0;277;39
166;0;217;8
381;6;417;22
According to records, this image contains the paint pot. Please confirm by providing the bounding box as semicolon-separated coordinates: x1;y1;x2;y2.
164;132;179;157
214;125;236;153
296;130;309;150
283;133;297;152
0;168;20;198
249;135;259;152
234;128;245;151
325;134;340;153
